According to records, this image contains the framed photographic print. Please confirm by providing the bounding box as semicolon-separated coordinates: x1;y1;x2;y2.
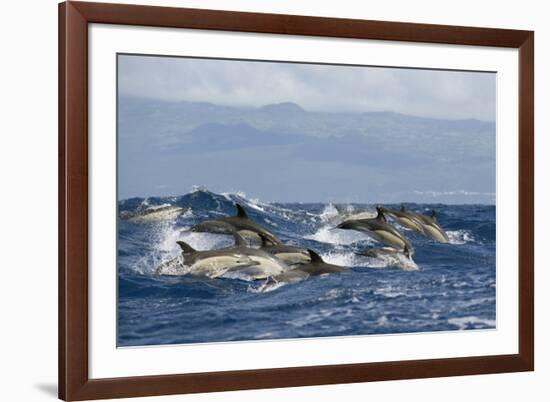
59;1;534;400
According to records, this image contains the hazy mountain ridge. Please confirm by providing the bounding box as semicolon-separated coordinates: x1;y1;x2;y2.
119;96;495;144
118;96;495;203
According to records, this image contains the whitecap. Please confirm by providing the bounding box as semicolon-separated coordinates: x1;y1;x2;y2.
319;203;340;222
447;230;475;245
305;226;375;246
319;250;372;267
251;279;287;293
177;230;234;251
286;310;333;328
376;315;389;325
318;249;418;271
364;253;419;271
127;221;185;274
129;221;233;275
374;286;407;298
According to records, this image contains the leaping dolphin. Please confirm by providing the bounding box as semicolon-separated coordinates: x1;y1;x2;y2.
155;242;257;278
336;207;414;254
379;205;426;234
191;204;281;245
119;205;187;223
412;209;449;243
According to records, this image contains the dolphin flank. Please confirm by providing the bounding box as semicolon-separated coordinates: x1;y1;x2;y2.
267;249;349;285
336;207;414;254
191;203;281;245
155;241;258;278
379;205;426;234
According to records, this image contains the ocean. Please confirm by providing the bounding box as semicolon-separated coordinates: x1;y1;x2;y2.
117;189;496;347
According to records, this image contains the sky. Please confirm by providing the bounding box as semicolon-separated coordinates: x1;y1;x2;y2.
118;54;496;203
119;55;496;122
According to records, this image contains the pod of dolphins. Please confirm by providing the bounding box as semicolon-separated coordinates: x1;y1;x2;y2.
155;203;449;285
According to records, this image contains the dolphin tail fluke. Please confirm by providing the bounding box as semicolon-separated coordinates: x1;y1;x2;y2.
376;206;387;222
235;204;249;219
176;240;196;254
404;245;412;259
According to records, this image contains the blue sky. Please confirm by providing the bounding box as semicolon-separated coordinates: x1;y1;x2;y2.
118;54;496;203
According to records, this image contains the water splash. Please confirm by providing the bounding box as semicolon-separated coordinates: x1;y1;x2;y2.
447;230;475;245
305;226;375;246
321;250;418;271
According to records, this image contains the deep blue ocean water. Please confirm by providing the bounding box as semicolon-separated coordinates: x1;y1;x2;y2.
117;189;496;347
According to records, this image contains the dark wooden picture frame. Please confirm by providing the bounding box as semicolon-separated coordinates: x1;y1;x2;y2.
59;1;534;400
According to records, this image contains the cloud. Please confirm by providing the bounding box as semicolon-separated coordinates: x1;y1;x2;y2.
118;54;496;121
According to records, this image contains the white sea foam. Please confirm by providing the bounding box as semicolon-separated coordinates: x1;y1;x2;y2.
447;316;496;330
191;185;210;193
223;190;306;222
129;221;185;274
319;250;372;268
177;230;233;251
305;226;375;246
318;249;418;271
286;310;334;328
264;218;278;227
146;203;172;210
376;315;389;325
366;253;419;271
319;204;340;222
252;280;287;293
154;255;191;276
374;286;407;298
156;223;186;254
130;219;233;275
447;230;475;245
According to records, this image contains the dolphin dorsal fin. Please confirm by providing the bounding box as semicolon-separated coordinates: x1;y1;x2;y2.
404;245;411;259
233;232;247;247
431;209;437;220
307;249;324;263
177;241;196;254
376;207;386;222
235;204;249;219
400;204;406;212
